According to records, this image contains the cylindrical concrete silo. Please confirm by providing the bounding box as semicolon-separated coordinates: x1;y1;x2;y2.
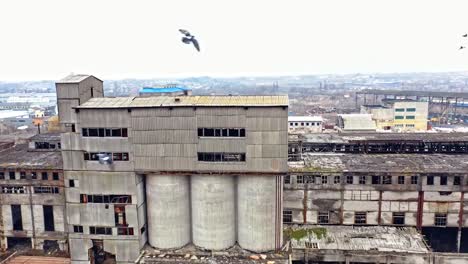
237;175;281;252
191;175;236;250
146;174;191;249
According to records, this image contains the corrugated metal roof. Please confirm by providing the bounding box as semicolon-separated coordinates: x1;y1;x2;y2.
57;74;102;83
76;95;289;108
140;87;189;93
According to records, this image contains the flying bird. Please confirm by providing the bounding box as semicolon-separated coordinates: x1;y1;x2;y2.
460;46;466;50
463;34;468;37
179;29;200;52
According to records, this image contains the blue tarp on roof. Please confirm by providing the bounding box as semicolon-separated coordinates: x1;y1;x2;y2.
140;87;189;93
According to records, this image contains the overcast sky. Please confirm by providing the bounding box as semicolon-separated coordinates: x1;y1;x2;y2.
1;0;468;81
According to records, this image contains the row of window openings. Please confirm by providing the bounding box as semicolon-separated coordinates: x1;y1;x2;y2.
0;171;59;180
395;115;416;120
288;175;461;185
1;186;60;194
198;128;245;137
73;225;134;236
289;122;321;127
395;108;417;112
394;124;415;128
283;211;447;226
198;152;246;162
11;205;55;231
82;128;128;137
35;142;61;150
80;194;132;204
83;152;129;161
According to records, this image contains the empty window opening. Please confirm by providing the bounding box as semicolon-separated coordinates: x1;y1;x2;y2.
8;171;15;180
284;176;290;184
398;176;405;184
20;172;26;179
43;205;55;231
454;176;461;186
346;175;354;184
52;172;59;180
411;176;419;184
383;176;392;184
427;176;434;185
82;128;128;138
73;225;83;233
392;212;405;225
11;205;23;231
440;176;448;186
334;176;341;184
198;152;246;162
89;226;112;235
372;176;381;185
198;128;246;138
34;186;59;194
80;194;132;204
42;172;48;180
296;175;303;184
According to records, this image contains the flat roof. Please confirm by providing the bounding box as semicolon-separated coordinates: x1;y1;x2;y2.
76;95;289;109
288;116;323;122
290;226;428;253
0;144;62;170
29;133;61;142
289;153;468;173
290;132;468;143
357;89;468;99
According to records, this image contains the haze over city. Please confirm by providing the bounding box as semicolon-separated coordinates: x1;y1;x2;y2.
1;0;468;81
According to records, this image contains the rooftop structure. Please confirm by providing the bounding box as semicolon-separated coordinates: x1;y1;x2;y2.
337;114;376;132
56;74;102;84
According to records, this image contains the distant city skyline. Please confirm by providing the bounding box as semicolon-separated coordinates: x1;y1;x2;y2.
1;0;468;81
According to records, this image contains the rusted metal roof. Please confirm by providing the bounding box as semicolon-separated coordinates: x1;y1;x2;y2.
76;95;289;109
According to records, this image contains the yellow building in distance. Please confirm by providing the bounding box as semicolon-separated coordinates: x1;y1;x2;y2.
361;100;429;132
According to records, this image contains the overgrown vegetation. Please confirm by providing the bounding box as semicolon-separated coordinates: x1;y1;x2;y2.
285;227;328;241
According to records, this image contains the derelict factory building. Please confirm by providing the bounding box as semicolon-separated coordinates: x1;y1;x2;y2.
56;75;287;263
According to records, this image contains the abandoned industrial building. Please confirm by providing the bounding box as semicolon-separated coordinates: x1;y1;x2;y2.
56;75;288;263
0;133;66;252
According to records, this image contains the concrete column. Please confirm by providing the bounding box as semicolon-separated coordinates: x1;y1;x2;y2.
191;175;236;250
146;174;191;249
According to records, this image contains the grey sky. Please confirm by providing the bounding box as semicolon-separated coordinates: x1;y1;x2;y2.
0;0;468;81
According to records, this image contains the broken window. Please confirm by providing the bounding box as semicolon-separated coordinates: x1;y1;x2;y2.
8;171;15;180
354;212;367;224
117;227;134;236
440;176;448;185
305;175;315;184
69;179;76;187
84;152;129;161
435;213;447;226
346;175;353;184
392;212;405;225
383;176;392;184
359;176;366;184
1;186;26;194
34;186;59;194
427;176;434;185
198;152;246;162
19;171;26;179
318;211;329;224
0;172;4;179
398;176;405;184
334;176;340;184
41;172;48;180
11;204;23;231
80;194;132;204
411;176;419;184
283;210;292;223
73;225;83;233
454;176;461;186
43;205;55;231
284;176;291;184
31;172;37;180
89;226;112;235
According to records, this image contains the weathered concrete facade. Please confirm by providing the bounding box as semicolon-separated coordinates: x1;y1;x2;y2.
0;134;66;252
57;75;288;263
